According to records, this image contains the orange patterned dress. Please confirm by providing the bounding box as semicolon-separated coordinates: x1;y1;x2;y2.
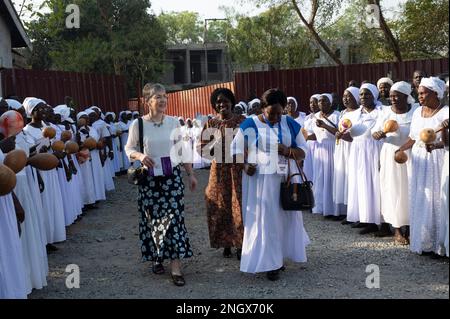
201;115;245;249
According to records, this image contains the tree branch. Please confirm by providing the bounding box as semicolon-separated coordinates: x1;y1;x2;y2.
290;0;343;65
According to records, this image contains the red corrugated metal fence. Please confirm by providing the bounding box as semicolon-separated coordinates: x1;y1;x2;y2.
129;82;235;119
234;58;449;113
1;68;128;114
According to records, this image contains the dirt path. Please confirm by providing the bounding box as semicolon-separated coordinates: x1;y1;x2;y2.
30;170;449;299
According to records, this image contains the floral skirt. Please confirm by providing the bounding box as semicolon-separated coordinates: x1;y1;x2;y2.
137;166;193;262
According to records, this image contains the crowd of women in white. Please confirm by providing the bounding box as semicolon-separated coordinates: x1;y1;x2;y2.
0;100;140;299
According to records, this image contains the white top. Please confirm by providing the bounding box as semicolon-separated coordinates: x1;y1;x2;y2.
92;119;111;139
409;105;449;147
125;116;182;171
349;107;381;139
311;111;340;143
372;104;419;147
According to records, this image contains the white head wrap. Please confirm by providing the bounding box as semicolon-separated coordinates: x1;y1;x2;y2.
125;111;132;115
287;97;298;109
320;94;333;105
360;83;379;101
90;106;101;113
23;97;46;117
132;111;139;115
85;108;96;115
345;87;360;105
377;77;394;89
310;94;321;101
6;99;23;110
77;112;88;121
105;112;116;121
54;104;74;123
420;77;446;99
238;101;248;113
178;116;184;121
390;81;415;105
248;98;261;111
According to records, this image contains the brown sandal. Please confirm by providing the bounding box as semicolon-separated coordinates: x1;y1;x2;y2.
171;273;185;286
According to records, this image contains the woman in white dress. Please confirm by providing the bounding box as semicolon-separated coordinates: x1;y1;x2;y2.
309;94;340;217
397;77;449;256
303;95;320;184
0;149;27;299
22;98;66;247
440;122;449;257
343;84;382;234
105;112;121;175
371;82;418;244
231;88;310;281
333;87;360;220
119;111;131;170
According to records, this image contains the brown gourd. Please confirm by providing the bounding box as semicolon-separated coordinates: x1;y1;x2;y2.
27;153;59;170
0;164;17;196
3;149;27;173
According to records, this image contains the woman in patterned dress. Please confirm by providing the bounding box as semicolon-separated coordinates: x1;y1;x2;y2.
200;88;246;260
126;83;197;287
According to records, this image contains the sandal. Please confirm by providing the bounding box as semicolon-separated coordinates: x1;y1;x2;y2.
171;273;185;286
152;263;165;275
223;247;232;258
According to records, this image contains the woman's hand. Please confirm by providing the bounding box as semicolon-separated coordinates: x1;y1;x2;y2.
372;131;386;140
39;145;49;153
244;163;257;176
316;119;326;128
188;174;197;192
278;144;289;156
442;118;449;129
139;154;156;168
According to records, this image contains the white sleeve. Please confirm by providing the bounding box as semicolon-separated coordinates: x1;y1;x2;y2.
125;120;140;160
231;129;245;157
350;117;376;138
295;128;308;156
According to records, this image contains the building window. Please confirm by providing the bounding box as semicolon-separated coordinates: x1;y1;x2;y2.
207;52;218;73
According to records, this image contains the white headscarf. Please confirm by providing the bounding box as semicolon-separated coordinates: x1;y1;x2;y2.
248;98;261;111
238;101;248;113
377;77;394;89
105;112;116;121
320;94;333;105
54;104;74;123
90;106;101;113
23;97;46;118
390;81;415;105
6;99;22;110
420;77;446;99
77;112;88;121
360;83;379;101
287;97;298;109
85;108;96;115
132;111;139;116
345;87;360;105
310;94;321;101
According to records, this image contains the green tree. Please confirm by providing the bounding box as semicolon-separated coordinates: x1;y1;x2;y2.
158;11;203;45
396;0;449;59
24;0;167;95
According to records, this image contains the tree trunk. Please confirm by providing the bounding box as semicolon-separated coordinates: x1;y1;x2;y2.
290;0;343;66
369;0;403;62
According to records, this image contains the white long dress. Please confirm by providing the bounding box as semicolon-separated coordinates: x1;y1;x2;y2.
67;123;85;217
0;150;27;299
408;105;449;255
92;119;115;192
303;114;318;183
440;148;449;257
23;124;66;244
77;128;97;206
86;126;106;201
372;105;418;228
232;115;310;273
333;109;360;216
311;111;340;216
346;107;382;224
13;136;48;293
119;120;131;170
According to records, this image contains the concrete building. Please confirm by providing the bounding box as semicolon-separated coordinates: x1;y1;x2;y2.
161;43;232;91
0;0;31;95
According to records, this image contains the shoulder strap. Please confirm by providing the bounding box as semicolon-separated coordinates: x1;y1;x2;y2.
138;117;144;153
322;114;338;129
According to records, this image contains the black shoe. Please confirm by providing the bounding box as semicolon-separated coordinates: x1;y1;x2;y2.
152;263;165;275
266;270;280;281
359;224;379;235
223;247;232;258
171;273;185;286
236;248;242;261
341;220;353;225
374;223;393;237
351;222;367;229
46;244;58;252
332;215;346;221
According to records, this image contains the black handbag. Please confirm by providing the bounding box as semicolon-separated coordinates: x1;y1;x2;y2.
280;152;314;211
127;117;147;185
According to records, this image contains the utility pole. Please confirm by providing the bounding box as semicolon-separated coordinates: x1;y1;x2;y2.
204;18;228;86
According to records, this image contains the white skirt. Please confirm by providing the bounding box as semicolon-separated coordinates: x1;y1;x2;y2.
103;157;115;192
379;143;410;228
90;150;106;201
26;167;48;246
39;169;67;243
56;160;77;226
333;139;352;215
69;155;84;217
14;173;48;293
440;151;449;257
240;170;310;273
347;139;382;224
409;144;444;255
303;140;317;182
0;194;27;299
79;159;96;205
312;140;335;216
120;133;130;169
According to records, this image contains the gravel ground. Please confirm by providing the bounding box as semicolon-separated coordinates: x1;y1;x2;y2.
29;169;449;299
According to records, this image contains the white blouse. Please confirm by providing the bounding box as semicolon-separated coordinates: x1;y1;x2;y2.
125;116;182;171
